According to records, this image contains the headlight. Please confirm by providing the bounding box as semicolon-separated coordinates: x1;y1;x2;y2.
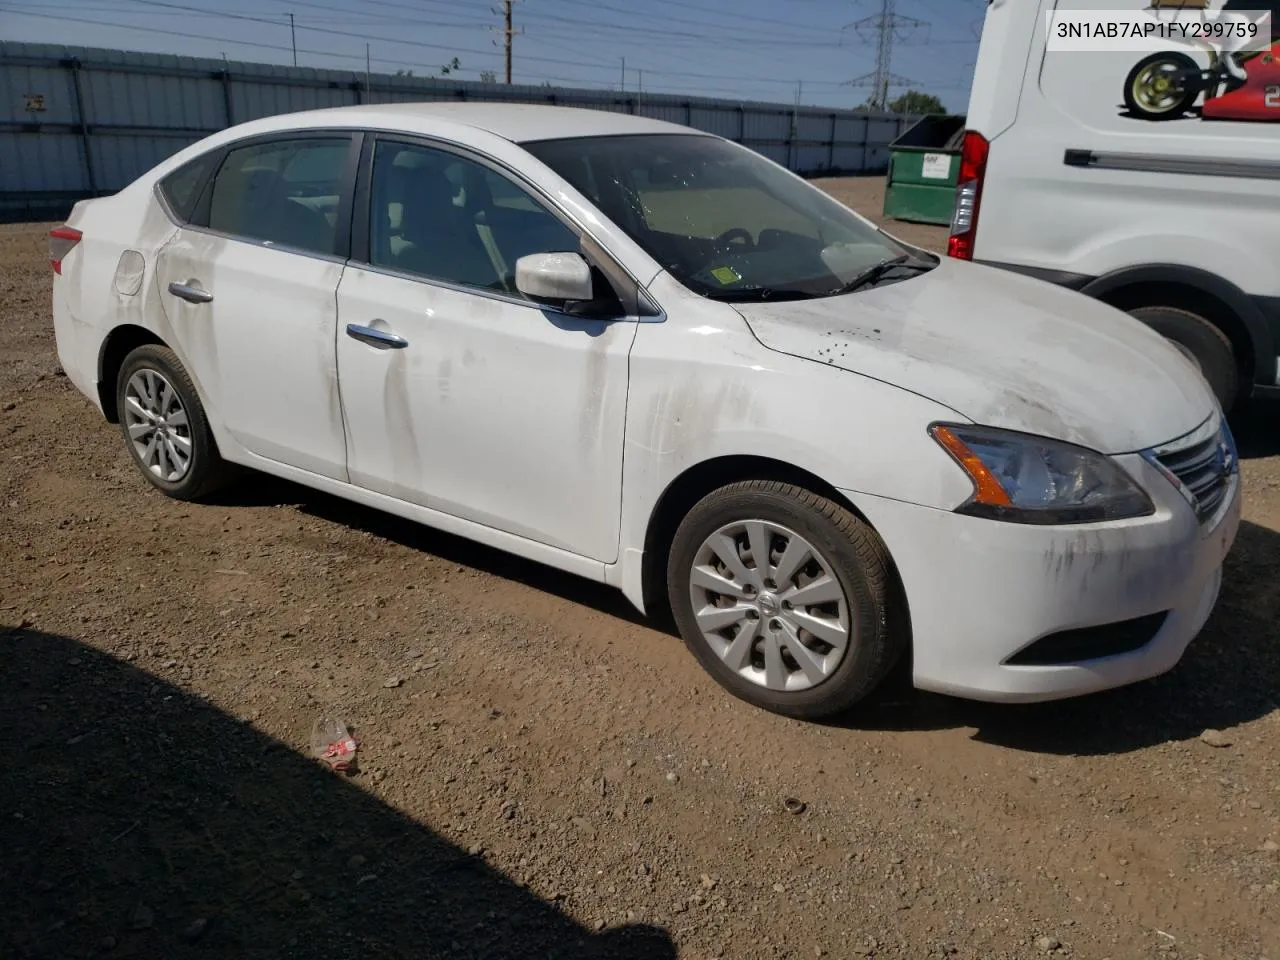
929;423;1155;524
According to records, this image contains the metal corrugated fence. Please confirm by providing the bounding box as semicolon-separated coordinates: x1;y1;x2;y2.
1;41;915;222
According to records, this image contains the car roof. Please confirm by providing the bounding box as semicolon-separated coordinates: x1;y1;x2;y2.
250;101;705;144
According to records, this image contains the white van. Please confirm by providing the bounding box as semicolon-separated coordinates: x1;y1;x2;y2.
950;0;1280;411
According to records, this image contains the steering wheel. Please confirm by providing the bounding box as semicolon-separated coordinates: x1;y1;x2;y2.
712;227;755;252
755;228;791;250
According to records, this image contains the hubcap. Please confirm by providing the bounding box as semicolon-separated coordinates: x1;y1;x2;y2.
1133;62;1186;113
688;520;852;693
123;369;193;483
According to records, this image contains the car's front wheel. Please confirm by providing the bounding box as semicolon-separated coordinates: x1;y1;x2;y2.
666;480;906;720
116;344;229;501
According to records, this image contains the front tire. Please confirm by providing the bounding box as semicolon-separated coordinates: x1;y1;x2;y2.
116;344;229;501
666;480;906;720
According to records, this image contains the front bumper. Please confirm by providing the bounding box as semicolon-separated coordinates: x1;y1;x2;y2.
844;448;1241;704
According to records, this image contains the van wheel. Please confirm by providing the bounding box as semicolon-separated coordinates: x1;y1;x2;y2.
1127;305;1239;411
1123;52;1199;121
666;480;906;720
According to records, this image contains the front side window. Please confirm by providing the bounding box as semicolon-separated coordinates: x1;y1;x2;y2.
366;139;581;298
524;133;924;301
202;137;350;256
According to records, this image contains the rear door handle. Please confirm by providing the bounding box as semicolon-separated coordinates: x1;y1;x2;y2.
168;281;213;304
346;323;408;350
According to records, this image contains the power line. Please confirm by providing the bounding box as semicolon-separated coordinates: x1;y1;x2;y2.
518;11;840;47
1;1;972;102
0;8;448;73
637;0;850;32
539;0;838;42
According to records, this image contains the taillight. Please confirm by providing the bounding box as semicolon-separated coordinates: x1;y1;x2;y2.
947;130;990;261
49;226;83;275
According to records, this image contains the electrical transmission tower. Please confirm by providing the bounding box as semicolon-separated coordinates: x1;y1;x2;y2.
841;0;929;111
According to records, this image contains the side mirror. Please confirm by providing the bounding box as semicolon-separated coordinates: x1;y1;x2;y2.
515;252;594;306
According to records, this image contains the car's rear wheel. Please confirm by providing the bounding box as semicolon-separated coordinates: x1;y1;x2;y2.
666;480;906;720
116;344;229;500
1127;305;1239;412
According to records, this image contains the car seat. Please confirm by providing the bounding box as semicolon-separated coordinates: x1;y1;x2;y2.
388;165;506;291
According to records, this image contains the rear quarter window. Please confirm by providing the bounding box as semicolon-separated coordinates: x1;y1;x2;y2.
158;153;218;223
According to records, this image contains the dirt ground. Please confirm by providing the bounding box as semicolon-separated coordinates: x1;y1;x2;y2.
3;177;1279;960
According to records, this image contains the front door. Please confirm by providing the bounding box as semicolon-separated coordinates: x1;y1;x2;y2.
335;137;637;563
154;133;358;480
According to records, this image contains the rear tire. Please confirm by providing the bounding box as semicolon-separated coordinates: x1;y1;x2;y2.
1127;305;1239;412
666;480;906;720
116;344;230;501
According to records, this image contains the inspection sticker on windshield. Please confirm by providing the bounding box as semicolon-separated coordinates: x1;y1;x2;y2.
710;266;741;285
921;153;952;180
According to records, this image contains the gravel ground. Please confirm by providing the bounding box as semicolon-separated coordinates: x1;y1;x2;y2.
3;178;1279;960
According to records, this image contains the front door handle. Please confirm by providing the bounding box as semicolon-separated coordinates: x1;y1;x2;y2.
346;323;408;350
168;281;214;304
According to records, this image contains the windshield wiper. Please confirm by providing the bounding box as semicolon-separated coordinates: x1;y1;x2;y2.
828;254;932;297
703;287;820;303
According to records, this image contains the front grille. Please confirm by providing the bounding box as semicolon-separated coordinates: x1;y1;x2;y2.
1147;418;1236;524
1004;612;1169;666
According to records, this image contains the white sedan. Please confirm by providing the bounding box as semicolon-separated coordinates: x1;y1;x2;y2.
50;103;1240;718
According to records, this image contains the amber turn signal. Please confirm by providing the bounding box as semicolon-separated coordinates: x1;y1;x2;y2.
930;424;1013;507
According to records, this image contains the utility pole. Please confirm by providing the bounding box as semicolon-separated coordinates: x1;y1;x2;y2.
504;0;513;83
620;56;625;91
490;2;522;84
840;0;927;111
365;43;371;100
288;12;297;67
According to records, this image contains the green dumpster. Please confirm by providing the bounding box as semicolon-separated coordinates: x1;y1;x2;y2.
882;114;967;226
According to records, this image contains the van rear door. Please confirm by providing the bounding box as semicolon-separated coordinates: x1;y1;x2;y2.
964;0;1047;143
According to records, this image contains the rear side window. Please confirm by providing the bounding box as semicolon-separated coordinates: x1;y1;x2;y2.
158;153;217;222
198;137;351;256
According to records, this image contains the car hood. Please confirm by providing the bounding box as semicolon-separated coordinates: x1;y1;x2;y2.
732;258;1214;454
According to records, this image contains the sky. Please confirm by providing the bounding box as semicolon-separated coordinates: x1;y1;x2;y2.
0;0;986;112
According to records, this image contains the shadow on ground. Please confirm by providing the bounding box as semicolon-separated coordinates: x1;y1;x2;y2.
1231;396;1280;459
210;474;659;633
2;628;676;960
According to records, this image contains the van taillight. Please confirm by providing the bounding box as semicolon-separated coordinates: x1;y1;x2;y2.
947;130;989;261
49;226;83;275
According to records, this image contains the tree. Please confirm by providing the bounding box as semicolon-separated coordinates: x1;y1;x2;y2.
887;90;947;115
439;57;460;77
395;69;414;78
479;70;497;83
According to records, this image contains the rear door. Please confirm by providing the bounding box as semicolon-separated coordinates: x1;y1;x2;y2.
154;131;361;481
963;0;1045;145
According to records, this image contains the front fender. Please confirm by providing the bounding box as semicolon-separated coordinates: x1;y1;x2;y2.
613;282;972;612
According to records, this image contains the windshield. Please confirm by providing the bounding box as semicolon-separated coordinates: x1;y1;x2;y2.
522;133;924;301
